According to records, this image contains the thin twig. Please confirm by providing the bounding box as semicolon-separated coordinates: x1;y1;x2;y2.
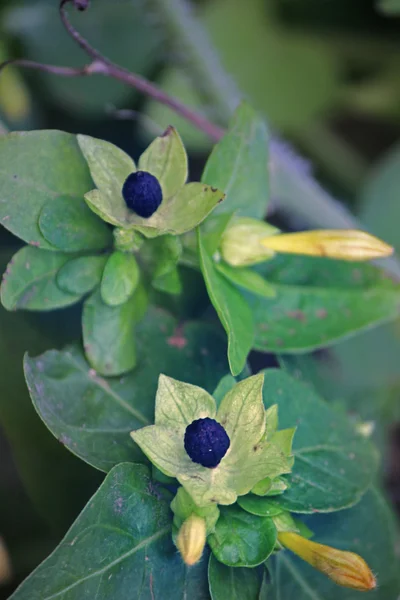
0;59;91;78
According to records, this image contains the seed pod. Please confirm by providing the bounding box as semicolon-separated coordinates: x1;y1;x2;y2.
184;417;230;468
122;171;163;218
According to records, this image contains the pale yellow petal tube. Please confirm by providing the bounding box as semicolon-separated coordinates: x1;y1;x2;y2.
262;229;393;261
278;531;376;591
177;515;206;566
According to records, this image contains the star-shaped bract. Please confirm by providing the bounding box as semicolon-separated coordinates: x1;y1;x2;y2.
131;373;293;507
78;126;225;238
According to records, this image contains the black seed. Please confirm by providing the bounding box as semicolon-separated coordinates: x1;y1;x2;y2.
122;171;163;218
184;417;230;468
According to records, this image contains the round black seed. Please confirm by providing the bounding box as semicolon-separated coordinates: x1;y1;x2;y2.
184;417;230;469
122;171;163;218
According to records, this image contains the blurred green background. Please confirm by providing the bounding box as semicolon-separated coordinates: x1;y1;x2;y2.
1;0;400;596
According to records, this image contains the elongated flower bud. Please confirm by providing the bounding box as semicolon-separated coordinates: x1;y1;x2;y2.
220;217;279;266
177;515;206;566
261;229;393;261
278;531;376;591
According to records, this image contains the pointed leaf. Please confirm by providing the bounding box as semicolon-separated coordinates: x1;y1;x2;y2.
24;309;229;471
208;554;263;600
263;369;378;512
138;126;188;199
100;251;139;306
208;505;277;567
82;288;139;375
212;374;237;408
57;255;107;295
217;374;265;456
198;228;254;375
1;246;81;311
202;103;269;219
0;131;92;248
250;255;400;353
77;134;135;204
216;262;276;298
9;463;209;600
155;374;216;429
84;188;126;227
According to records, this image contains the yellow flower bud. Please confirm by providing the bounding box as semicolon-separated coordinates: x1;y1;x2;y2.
220;217;279;267
176;515;206;566
278;531;376;591
261;229;393;262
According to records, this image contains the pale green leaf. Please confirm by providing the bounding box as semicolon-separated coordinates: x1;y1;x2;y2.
171;487;220;535
138;126;188;199
216;262;276;298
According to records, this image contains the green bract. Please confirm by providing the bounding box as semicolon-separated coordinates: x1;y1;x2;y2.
131;373;294;507
78;126;225;237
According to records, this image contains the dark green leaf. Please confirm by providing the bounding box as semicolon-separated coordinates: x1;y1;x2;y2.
262;369;378;513
378;0;400;15
0;249;101;534
267;488;400;600
9;463;210;600
1;246;82;311
198;228;254;375
0;131;92;248
101;251;140;306
57;255;107;295
39;195;111;252
24;308;229;472
208;554;262;600
208;505;277;567
202;103;269;219
237;496;283;517
82;288;138;376
250;255;400;353
153;267;182;295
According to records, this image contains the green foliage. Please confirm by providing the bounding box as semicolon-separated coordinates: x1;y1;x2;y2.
24;309;229;472
208;505;277;567
100;251;139;306
208;555;263;600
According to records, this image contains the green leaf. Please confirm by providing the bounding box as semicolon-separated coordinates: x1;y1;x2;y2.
82;287;139;376
141;235;182;294
57;255;107;295
216;262;276;298
139;126;188;199
38;195;111;252
77;134;135;223
202;103;269;219
1;246;81;311
237;496;283;517
267;488;400;600
250;255;400;353
208;505;277;567
153;267;182;295
155;374;216;428
212;374;237;408
198;228;254;375
100;251;140;306
9;463;210;600
262;369;378;513
208;554;262;600
24;308;229;472
171;487;220;535
0;130;92;248
217;375;265;457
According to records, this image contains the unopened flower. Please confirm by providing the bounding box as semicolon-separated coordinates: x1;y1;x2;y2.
261;229;393;262
278;531;376;591
176;515;207;566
